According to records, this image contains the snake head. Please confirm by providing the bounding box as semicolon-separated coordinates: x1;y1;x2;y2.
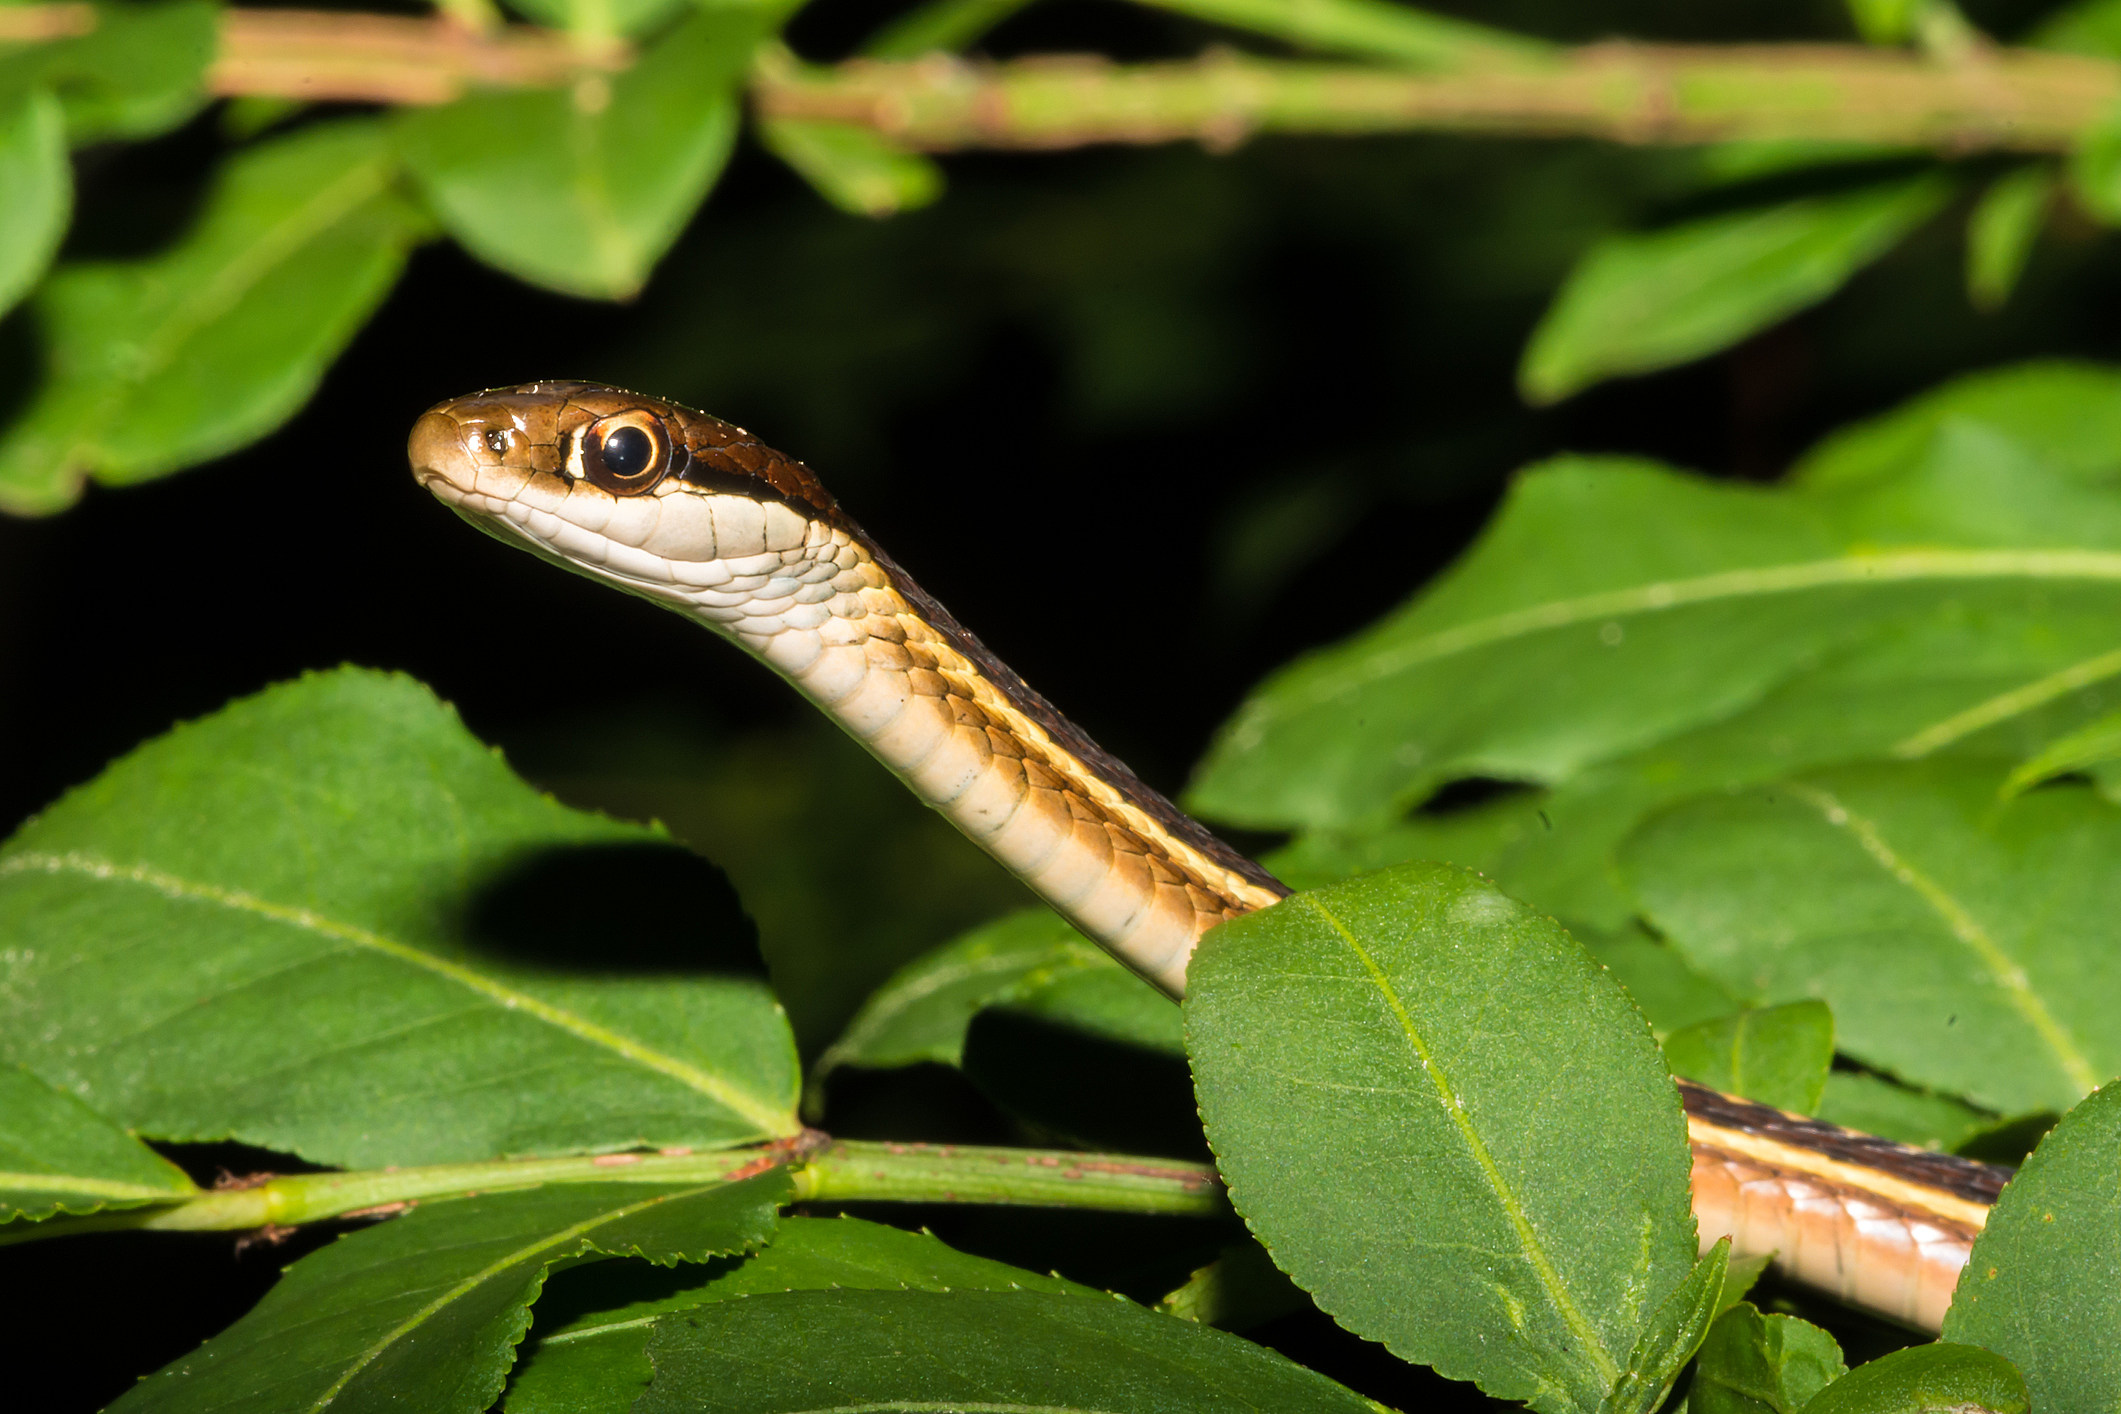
407;381;844;603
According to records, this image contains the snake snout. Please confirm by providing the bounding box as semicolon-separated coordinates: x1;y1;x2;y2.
407;411;477;493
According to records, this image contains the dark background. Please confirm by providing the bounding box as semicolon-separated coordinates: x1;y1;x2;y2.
5;0;2119;1406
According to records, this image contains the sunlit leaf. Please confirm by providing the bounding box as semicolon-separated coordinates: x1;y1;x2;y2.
1688;1303;1845;1414
1136;0;1547;68
0;668;799;1168
761;119;944;218
399;5;764;299
1188;864;1695;1414
1966;167;2052;312
0;85;65;324
2034;0;2121;57
0;0;215;143
0;1064;195;1222
1944;1082;2121;1412
1846;0;1923;44
1519;177;1950;404
635;1289;1380;1413
507;1215;1096;1413
865;0;1034;56
1157;1240;1308;1332
111;1174;787;1414
0;121;422;514
1624;762;2121;1117
1603;1240;1729;1414
501;0;695;39
1791;359;2121;492
1803;1343;2027;1414
811;908;1112;1082
1663;1001;1833;1116
2001;706;2121;797
1192;444;2121;835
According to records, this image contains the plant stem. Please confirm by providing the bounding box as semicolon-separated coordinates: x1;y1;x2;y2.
753;43;2121;154
0;1138;1227;1246
6;4;2112;148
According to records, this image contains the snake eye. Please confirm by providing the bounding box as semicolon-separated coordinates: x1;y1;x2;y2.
580;410;671;495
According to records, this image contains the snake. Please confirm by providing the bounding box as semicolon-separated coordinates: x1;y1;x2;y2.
408;380;2010;1335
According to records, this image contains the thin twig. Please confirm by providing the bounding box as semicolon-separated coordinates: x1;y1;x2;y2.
211;8;624;105
0;1136;1227;1246
751;43;2121;154
2;4;2115;150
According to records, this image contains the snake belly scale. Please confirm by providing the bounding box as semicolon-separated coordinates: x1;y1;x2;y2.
409;380;2009;1334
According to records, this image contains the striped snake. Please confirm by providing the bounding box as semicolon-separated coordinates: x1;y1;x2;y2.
408;380;2007;1334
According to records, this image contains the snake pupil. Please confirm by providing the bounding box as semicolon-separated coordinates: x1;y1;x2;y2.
601;425;654;478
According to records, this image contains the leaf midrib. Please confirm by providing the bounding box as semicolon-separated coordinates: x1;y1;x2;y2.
1784;783;2101;1097
311;1183;720;1410
1298;894;1622;1394
0;850;797;1137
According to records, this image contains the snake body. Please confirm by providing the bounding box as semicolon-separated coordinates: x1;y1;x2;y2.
410;380;2007;1333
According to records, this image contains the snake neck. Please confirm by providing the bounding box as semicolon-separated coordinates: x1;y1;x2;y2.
636;506;1287;996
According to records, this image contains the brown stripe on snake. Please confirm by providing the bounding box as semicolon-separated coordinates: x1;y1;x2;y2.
408;381;2013;1332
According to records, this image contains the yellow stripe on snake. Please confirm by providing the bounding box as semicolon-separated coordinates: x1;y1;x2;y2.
409;380;2004;1334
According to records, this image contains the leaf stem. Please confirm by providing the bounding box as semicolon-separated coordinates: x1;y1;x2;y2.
0;1138;1227;1246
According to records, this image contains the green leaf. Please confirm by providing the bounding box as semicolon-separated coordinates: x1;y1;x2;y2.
1943;1081;2121;1411
0;668;799;1168
1965;167;2052;312
111;1173;787;1414
1193;456;1831;831
812;907;1113;1082
0;120;423;515
635;1289;1382;1414
1801;1343;2027;1414
0;86;66;320
2001;706;2121;797
1624;761;2121;1117
1266;788;1553;890
1519;177;1950;404
1135;0;1548;69
0;1063;195;1222
1603;1240;1730;1414
539;712;1030;1052
1813;1072;1993;1152
1846;0;1923;44
1717;1254;1771;1317
1585;926;1742;1036
1791;359;2121;492
1194;389;2121;862
501;0;696;39
2072;104;2121;224
1158;1240;1309;1331
508;1214;1097;1413
1187;864;1696;1414
0;0;215;143
759;118;944;218
2033;0;2121;58
1690;1304;1847;1414
1664;1002;1834;1116
865;0;1034;57
399;5;762;299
